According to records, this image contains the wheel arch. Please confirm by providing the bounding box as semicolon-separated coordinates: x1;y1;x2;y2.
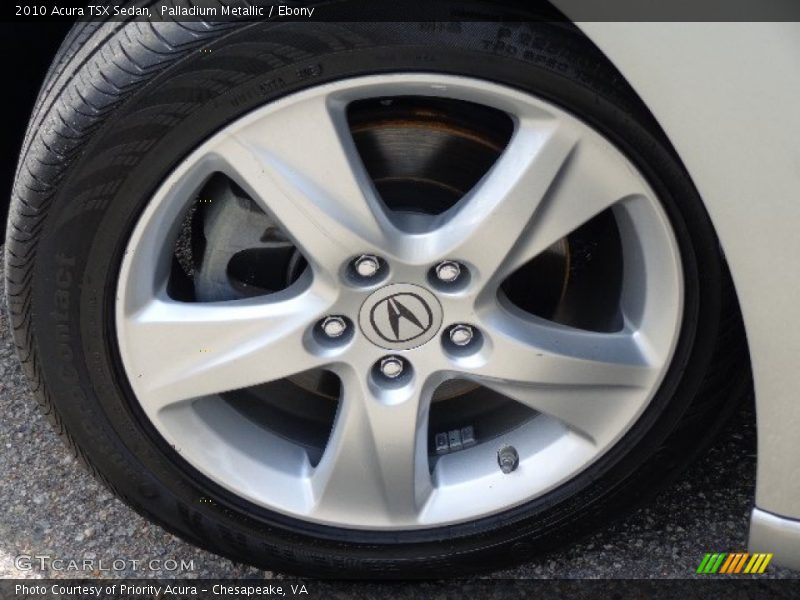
1;22;72;235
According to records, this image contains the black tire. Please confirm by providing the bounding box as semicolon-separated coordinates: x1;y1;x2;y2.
5;9;750;578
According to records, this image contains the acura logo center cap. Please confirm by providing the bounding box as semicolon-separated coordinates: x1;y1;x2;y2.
359;283;443;351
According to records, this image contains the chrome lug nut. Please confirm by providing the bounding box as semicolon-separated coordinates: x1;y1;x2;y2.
321;316;347;338
497;445;519;474
449;324;475;347
379;356;405;379
354;254;381;278
435;260;462;283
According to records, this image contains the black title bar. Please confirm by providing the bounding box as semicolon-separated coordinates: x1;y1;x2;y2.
6;0;800;23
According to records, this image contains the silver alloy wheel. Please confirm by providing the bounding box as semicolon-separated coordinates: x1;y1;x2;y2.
115;74;683;530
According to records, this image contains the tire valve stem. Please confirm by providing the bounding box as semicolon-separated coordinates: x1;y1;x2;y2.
497;446;519;474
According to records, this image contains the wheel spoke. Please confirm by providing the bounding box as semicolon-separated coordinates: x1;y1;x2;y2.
469;309;660;443
210;91;396;276
413;117;648;288
407;118;578;273
309;367;434;524
119;285;331;411
490;130;649;285
480;380;648;446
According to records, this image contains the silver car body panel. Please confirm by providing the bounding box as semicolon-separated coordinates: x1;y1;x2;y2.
567;21;800;568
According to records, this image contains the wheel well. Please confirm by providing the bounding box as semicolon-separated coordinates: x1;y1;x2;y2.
1;22;72;235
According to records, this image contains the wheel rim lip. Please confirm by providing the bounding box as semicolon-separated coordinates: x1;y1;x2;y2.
114;73;684;530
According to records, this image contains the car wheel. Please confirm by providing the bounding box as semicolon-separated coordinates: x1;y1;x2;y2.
6;12;749;578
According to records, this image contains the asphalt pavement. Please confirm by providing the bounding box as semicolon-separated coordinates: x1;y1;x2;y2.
0;247;795;580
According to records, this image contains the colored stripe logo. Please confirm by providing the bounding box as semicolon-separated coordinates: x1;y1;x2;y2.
696;553;773;574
